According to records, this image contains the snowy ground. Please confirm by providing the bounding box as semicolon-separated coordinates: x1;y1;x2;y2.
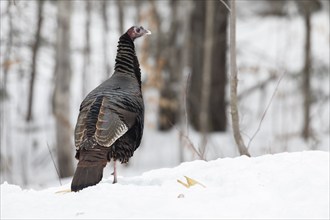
1;151;329;219
0;0;329;192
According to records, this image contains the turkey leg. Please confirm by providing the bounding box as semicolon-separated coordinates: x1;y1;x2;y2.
113;160;117;183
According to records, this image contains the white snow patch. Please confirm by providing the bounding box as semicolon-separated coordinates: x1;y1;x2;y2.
1;151;329;219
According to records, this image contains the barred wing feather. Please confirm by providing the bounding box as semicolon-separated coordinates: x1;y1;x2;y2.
95;97;136;147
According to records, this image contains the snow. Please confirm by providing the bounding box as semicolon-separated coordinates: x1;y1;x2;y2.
1;151;329;219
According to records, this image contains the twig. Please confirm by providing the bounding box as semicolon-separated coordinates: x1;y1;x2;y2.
247;72;285;149
171;117;204;160
237;74;277;101
219;0;231;12
184;71;191;136
47;142;62;186
178;70;192;161
229;0;250;157
175;125;204;160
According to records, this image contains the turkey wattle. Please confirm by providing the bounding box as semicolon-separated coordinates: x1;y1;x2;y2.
71;26;151;192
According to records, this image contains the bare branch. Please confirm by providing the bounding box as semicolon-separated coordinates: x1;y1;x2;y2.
178;70;191;162
175;125;203;160
47;143;62;186
219;0;231;12
247;72;285;149
237;74;277;101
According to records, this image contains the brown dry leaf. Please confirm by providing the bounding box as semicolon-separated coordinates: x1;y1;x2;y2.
177;176;206;188
55;189;71;194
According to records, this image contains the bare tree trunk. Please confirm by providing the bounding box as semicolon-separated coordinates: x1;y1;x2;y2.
199;0;215;157
158;0;180;130
302;8;311;140
229;0;250;157
2;1;14;98
150;0;162;66
294;0;320;140
116;0;124;34
188;0;205;131
188;0;227;133
102;0;111;79
178;0;192;162
53;0;74;178
0;0;14;183
26;0;44;122
134;0;142;24
82;1;91;97
210;1;228;131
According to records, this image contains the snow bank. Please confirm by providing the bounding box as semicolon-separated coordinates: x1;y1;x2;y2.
1;151;329;219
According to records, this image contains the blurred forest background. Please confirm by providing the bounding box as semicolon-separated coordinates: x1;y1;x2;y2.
0;0;329;188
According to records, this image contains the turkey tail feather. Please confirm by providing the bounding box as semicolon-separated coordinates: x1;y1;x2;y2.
71;149;108;192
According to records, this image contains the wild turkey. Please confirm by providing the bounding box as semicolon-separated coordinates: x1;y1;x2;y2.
71;26;151;192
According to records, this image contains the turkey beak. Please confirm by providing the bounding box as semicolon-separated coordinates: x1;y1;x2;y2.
145;29;151;35
144;29;151;35
141;27;151;35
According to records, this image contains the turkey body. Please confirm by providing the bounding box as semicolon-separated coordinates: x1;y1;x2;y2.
71;27;149;192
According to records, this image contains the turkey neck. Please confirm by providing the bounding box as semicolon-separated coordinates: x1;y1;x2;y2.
114;33;142;86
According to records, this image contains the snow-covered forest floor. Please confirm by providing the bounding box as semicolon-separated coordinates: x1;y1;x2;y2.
1;151;329;219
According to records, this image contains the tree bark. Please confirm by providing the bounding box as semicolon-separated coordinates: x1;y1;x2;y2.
178;0;193;162
294;0;320;140
26;0;44;122
150;0;162;69
199;0;215;156
302;6;312;140
2;1;14;99
229;0;250;157
53;0;74;178
134;0;142;24
188;0;205;131
102;0;111;79
188;0;227;133
157;0;180;130
210;1;227;131
116;0;124;34
0;0;15;183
